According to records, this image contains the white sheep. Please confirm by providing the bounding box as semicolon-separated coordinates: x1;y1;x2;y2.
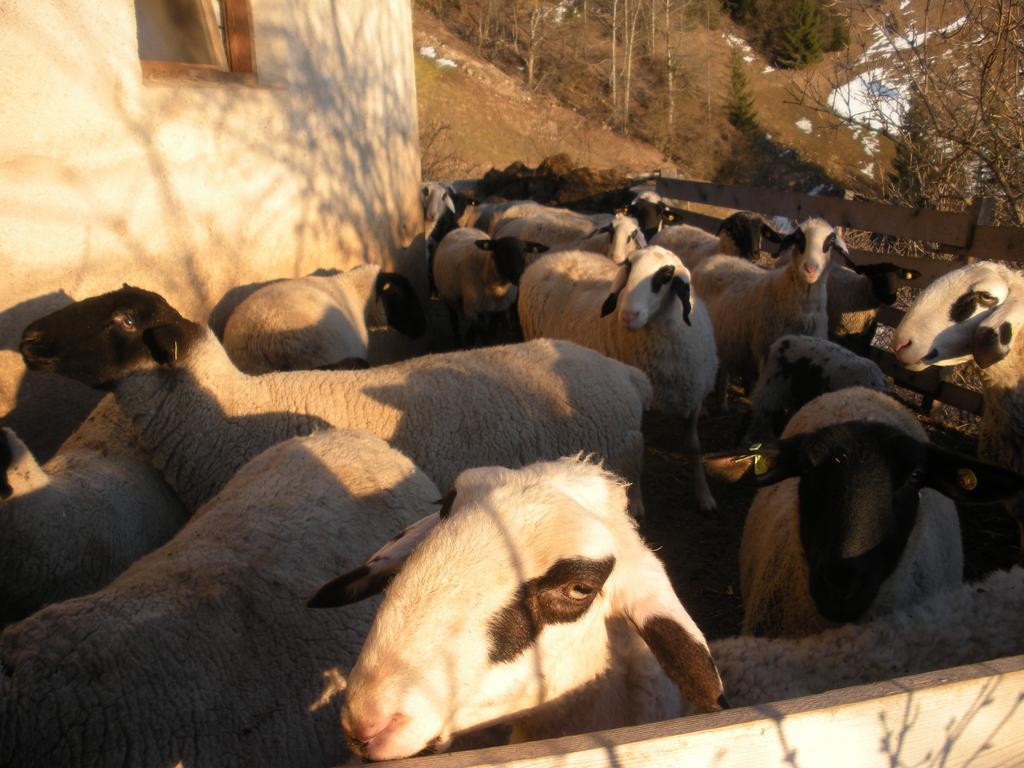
20;285;652;515
0;428;439;768
431;227;548;344
221;264;426;374
492;205;615;255
0;395;185;626
651;211;781;270
313;455;1024;761
894;262;1024;476
421;181;456;241
694;217;845;392
518;246;719;513
707;387;1023;638
712;564;1024;707
894;261;1024;552
314;455;725;760
742;334;888;444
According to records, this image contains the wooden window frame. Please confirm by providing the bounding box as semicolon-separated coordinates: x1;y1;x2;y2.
141;0;257;86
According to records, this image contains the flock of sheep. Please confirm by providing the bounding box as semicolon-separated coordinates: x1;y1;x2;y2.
1;180;1023;767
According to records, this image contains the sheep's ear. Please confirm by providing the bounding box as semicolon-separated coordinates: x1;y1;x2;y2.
829;231;850;260
601;259;632;317
671;275;692;326
587;224;614;237
0;427;47;499
444;193;456;214
702;438;801;486
631;228;647;248
1;428;17;499
777;227;806;256
973;294;1023;368
759;222;785;244
616;549;726;713
377;272;428;339
475;239;495;252
524;241;549;254
307;512;442;607
141;321;201;367
923;447;1024;506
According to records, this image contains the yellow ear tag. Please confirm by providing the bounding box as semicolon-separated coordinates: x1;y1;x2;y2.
958;468;978;491
903;271;915;280
732;443;771;476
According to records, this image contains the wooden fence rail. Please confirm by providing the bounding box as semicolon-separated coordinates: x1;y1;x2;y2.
645;177;1024;416
384;654;1024;768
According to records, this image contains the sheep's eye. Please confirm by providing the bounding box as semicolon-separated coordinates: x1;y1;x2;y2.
978;292;998;307
113;312;136;331
909;469;926;485
564;583;595;601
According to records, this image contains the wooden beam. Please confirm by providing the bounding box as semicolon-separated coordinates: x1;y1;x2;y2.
655;178;976;247
869;348;985;414
223;0;256;74
968;224;1024;263
383;655;1024;767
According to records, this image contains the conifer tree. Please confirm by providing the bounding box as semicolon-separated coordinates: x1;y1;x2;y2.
775;0;823;69
726;48;758;131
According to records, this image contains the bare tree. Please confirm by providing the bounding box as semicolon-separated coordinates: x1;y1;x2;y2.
795;0;1024;224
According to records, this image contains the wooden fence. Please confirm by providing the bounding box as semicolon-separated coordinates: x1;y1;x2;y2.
384;654;1024;768
650;177;1024;416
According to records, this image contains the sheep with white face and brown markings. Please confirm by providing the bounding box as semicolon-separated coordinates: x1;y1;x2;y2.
694;217;846;398
894;261;1024;554
309;455;726;761
518;246;719;513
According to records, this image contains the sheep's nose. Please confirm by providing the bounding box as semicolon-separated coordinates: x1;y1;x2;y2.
341;705;404;745
619;310;639;327
893;338;915;364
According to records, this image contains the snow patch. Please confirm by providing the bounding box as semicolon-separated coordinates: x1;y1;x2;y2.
436;58;457;69
795;118;813;134
860;162;875;177
829;67;908;131
762;65;776;74
419;46;437;59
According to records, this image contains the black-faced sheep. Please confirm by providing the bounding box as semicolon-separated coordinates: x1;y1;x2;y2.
20;286;651;515
707;387;1024;638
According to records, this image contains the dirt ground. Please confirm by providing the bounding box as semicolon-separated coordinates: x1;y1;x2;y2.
640;394;1022;641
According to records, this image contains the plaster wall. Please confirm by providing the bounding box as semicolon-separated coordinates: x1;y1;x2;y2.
0;0;424;454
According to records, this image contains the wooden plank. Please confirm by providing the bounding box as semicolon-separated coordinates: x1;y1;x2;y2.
383;655;1024;767
223;0;256;74
140;59;258;86
968;225;1024;264
655;178;975;247
869;348;985;414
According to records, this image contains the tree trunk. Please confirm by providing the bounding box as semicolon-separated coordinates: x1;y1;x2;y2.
623;0;642;131
665;0;675;149
611;0;619;114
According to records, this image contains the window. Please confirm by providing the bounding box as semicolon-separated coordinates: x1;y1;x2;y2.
136;0;255;83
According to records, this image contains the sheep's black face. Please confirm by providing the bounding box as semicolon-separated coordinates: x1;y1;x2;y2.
792;422;925;623
377;273;428;339
20;286;202;388
628;199;663;240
